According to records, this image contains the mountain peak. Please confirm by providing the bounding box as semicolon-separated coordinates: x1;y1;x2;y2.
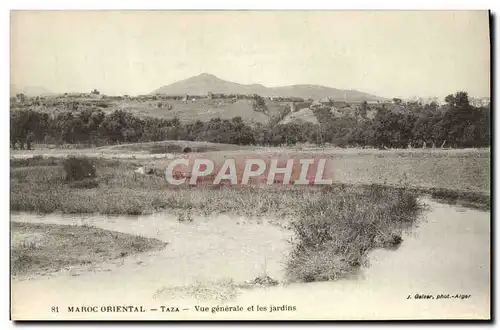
152;74;385;102
195;73;220;80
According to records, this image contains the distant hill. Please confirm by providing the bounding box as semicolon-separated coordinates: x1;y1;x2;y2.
152;73;385;102
270;85;383;102
10;84;53;97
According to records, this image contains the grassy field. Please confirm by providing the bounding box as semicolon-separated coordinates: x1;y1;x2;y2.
10;146;490;213
11;142;491;197
327;150;490;194
99;140;253;153
9;146;490;282
11;221;167;277
146;147;490;194
10;156;334;216
12;140;254;157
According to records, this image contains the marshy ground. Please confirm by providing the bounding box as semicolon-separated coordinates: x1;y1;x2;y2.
9;144;491;320
10;198;490;320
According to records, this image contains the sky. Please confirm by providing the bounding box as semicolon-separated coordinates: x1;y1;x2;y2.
10;10;490;99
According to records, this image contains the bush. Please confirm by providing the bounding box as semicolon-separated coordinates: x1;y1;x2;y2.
63;156;96;181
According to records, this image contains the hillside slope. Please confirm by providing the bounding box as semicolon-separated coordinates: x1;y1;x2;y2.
280;108;318;125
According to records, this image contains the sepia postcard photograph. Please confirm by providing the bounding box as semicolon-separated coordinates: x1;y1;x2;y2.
9;9;491;321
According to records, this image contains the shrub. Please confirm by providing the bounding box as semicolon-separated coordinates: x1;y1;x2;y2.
63;156;96;182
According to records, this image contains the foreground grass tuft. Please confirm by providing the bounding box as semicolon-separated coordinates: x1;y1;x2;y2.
154;278;238;302
285;185;423;282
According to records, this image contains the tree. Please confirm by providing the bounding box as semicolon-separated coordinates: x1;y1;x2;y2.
445;94;456;107
392;98;402;105
441;91;475;146
357;101;368;119
252;94;268;112
230;116;255;145
16;93;26;103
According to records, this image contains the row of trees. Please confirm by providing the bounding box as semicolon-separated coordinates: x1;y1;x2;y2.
317;92;490;148
10;92;490;149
